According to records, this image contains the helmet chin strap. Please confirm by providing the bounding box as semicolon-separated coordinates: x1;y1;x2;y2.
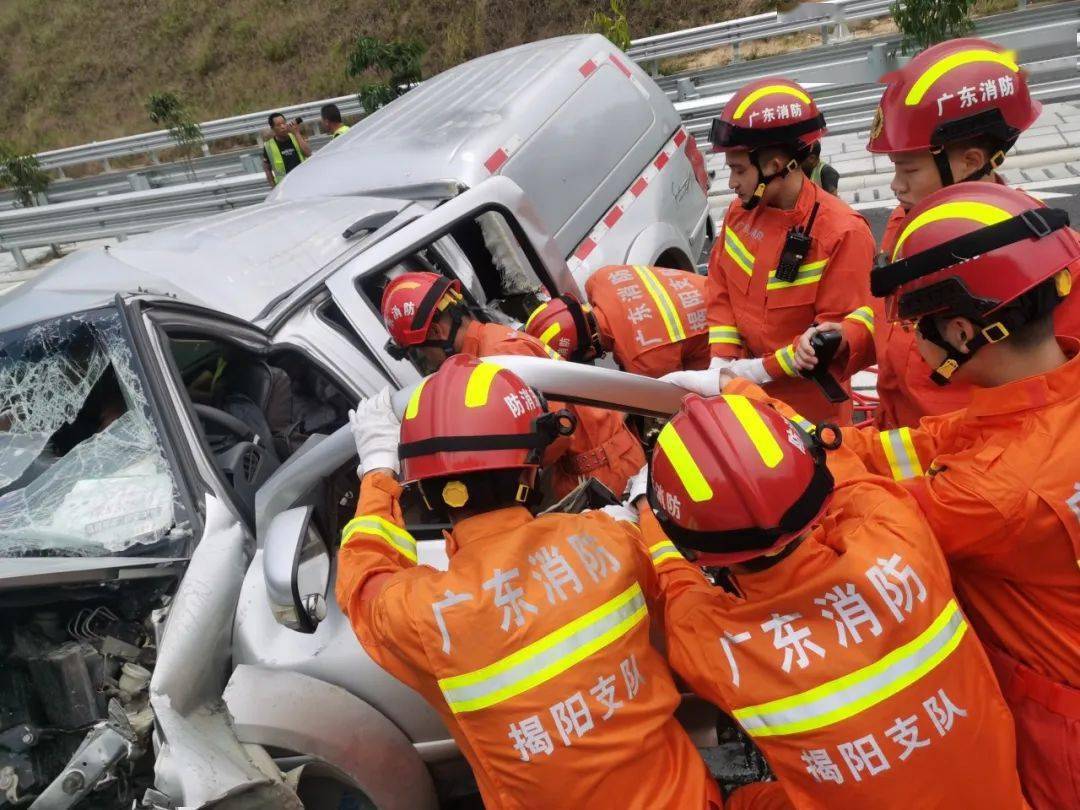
917;313;1017;386
930;143;1011;188
741;151;801;211
417;307;465;356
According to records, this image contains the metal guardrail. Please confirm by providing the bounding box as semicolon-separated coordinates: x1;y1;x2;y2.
30;0;893;176
0;174;268;270
34;98;363;175
5;3;1076;271
674;3;1080;138
629;0;893;70
18;2;1073;213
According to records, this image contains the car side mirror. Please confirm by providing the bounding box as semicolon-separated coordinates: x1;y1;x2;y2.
263;505;330;633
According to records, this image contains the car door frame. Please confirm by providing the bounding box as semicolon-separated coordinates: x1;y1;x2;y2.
322;176;578;385
124;297;367;538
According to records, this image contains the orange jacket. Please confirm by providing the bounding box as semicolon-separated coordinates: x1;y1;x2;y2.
646;425;1024;809
459;320;645;500
585;265;711;377
819;342;1080;689
336;472;722;810
707;177;875;424
840;200;1080;429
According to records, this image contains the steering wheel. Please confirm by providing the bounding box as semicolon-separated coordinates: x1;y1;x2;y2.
192;403;256;442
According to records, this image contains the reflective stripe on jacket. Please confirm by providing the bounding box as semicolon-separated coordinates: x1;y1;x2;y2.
706;178;874;424
646;444;1024;809
729;366;1080;805
335;472;721;810
586;265;711;377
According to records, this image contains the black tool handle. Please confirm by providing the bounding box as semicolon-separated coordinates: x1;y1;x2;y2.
802;330;849;404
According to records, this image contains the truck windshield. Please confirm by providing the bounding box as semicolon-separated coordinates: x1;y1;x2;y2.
0;308;188;557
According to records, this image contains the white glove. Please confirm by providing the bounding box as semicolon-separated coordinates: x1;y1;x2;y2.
597;503;640;524
349;387;401;477
709;356;735;372
730;358;773;386
626;464;649;505
660;369;722;398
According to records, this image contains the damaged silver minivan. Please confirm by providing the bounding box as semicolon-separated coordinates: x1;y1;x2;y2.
0;34;728;809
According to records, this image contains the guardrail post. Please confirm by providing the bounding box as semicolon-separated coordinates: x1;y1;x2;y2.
10;247;28;272
129;173;152;192
149;151;161;165
732;41;742;62
676;77;700;101
821;23;830;46
647;58;659;77
241;153;264;175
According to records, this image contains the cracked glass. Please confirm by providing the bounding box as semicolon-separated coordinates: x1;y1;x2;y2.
0;308;189;557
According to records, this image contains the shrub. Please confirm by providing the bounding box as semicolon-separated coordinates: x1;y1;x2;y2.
146;92;205;179
891;0;975;52
0;144;50;208
346;35;426;113
587;0;631;51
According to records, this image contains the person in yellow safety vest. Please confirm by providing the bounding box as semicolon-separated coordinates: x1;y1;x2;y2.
320;103;351;139
801;142;839;195
262;112;311;186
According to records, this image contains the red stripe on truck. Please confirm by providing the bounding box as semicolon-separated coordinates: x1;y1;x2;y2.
608;53;632;78
484;149;509;174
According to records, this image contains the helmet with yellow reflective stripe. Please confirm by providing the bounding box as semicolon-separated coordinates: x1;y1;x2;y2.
647;393;834;567
523;293;604;363
381;271;465;354
868;38;1040;184
399;355;576;509
871;183;1079;384
710;77;826;211
710;77;826;155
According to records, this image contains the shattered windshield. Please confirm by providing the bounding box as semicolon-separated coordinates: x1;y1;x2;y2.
0;308;189;557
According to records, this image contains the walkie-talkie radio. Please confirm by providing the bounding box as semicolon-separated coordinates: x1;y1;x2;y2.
775;202;821;283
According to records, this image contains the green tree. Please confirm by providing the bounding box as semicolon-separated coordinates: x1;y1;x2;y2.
891;0;975;52
146;92;206;179
587;0;631;51
0;144;50;208
347;36;426;113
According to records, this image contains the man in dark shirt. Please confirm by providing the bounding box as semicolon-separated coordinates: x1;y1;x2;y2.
262;112;311;186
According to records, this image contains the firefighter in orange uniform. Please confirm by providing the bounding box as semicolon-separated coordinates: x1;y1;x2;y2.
729;183;1080;810
381;271;644;499
637;392;1024;809
792;38;1080;428
695;77;875;425
522;265;710;377
336;356;722;810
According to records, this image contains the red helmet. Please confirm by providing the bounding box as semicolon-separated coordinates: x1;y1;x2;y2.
381;271;464;355
871;183;1078;383
522;294;603;362
647;393;833;567
710;78;826;210
399;355;575;508
710;77;826;155
868;38;1040;183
